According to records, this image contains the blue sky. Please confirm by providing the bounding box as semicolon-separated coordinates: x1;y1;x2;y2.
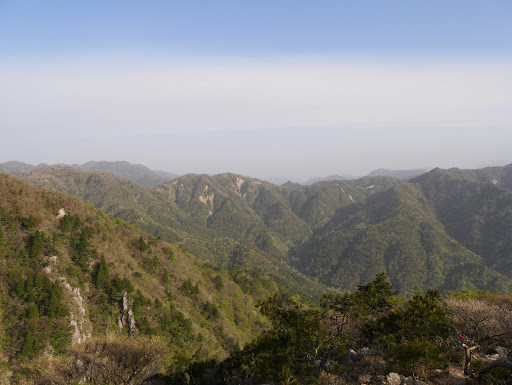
1;1;511;180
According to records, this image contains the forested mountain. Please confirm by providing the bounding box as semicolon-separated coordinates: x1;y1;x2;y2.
0;172;277;380
20;163;512;297
73;161;179;188
302;174;355;185
367;168;427;179
22;167;328;300
3;163;512;383
292;183;512;295
0;160;178;188
0;161;40;174
412;167;512;276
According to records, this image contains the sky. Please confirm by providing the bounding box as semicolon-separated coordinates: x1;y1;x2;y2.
1;1;511;181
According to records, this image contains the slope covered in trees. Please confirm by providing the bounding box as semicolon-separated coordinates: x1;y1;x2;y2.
3;165;512;384
170;274;512;385
0;160;178;188
292;183;512;295
0;172;278;381
22;164;512;296
412;167;512;276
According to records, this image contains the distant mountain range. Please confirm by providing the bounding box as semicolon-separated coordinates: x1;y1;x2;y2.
367;168;427;179
282;169;427;188
4;162;512;299
302;174;358;185
0;160;178;188
7;161;511;297
0;161;427;189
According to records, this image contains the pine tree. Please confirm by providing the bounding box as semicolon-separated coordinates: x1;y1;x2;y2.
16;280;25;298
29;230;45;258
47;281;64;318
162;269;170;285
95;255;110;289
137;236;147;252
20;331;36;356
25;277;33;294
72;214;82;230
27;304;40;320
60;213;71;232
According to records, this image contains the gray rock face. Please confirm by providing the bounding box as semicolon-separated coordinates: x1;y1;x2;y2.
128;309;138;334
61;280;92;345
123;291;129;311
118;292;139;334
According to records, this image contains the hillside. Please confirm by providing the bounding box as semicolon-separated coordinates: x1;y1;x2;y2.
22;167;327;301
302;174;356;185
367;168;427;179
0;172;276;378
292;183;512;295
73;161;179;188
0;160;178;188
20;164;512;297
0;161;39;174
412;167;512;275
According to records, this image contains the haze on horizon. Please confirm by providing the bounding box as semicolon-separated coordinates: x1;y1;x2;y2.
1;1;511;182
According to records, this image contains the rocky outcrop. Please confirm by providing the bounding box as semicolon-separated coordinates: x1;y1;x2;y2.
385;373;402;385
127;309;138;334
118;291;139;334
61;280;92;345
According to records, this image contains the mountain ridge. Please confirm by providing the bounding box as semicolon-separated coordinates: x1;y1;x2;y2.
0;160;179;188
19;163;512;296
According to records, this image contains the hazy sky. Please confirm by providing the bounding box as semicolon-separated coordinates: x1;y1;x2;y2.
1;1;511;181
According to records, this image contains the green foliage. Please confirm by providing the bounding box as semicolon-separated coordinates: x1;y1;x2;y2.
132;290;146;318
137;235;148;252
106;275;134;304
213;275;224;290
47;281;67;318
202;301;219;320
322;272;397;321
28;230;47;259
219;295;326;384
95;255;110;289
162;268;170;285
20;331;40;357
369;289;451;345
0;172;265;371
50;318;72;354
184;274;469;384
387;337;448;375
60;213;71;232
16;279;25;298
27;304;40;320
181;278;199;297
480;367;512;385
158;305;195;344
137;316;155;335
71;225;95;270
